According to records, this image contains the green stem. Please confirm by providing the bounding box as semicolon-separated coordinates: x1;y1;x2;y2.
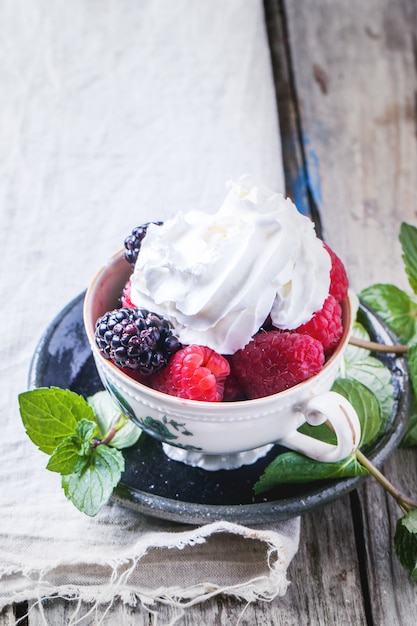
355;449;417;515
349;336;408;354
92;413;125;447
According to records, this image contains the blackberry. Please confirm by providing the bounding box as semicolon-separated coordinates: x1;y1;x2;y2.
124;222;163;266
95;307;181;374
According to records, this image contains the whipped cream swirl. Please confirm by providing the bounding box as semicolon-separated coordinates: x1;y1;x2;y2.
130;176;331;354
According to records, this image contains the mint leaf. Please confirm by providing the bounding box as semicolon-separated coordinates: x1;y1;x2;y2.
344;322;372;363
62;445;125;516
46;418;98;474
406;343;417;398
401;346;417;447
343;327;395;438
345;357;394;437
332;378;381;448
75;418;98;447
394;508;417;580
254;452;368;495
401;399;417;448
18;388;96;454
400;222;417;296
47;437;89;475
402;414;417;447
87;391;141;449
19;388;138;517
297;421;336;445
359;284;417;344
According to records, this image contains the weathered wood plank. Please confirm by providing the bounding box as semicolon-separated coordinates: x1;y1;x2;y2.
277;497;368;625
26;599;150;625
264;0;319;224
0;607;16;626
357;449;417;626
284;0;417;293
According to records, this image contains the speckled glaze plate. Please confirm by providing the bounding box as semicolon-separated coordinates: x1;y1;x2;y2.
29;292;411;525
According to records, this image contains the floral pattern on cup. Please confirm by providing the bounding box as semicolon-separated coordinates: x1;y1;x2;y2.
105;379;202;451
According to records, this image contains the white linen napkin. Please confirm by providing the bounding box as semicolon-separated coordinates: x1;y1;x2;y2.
0;0;299;619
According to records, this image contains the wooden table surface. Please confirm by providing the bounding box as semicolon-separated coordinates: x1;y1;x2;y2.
3;0;417;624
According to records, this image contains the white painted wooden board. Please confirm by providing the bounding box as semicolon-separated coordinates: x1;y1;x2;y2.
285;0;417;293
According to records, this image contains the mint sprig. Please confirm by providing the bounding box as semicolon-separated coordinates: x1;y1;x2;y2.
400;222;417;295
46;418;98;475
62;445;125;517
18;387;94;454
395;509;417;581
359;284;417;344
255;451;368;494
18;387;141;516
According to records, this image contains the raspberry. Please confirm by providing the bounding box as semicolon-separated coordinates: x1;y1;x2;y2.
223;368;247;402
124;222;163;267
120;280;135;309
231;331;324;399
294;294;343;354
323;242;349;302
95;308;181;374
150;345;230;402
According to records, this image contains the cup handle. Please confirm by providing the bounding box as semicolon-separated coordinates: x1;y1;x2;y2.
278;391;361;462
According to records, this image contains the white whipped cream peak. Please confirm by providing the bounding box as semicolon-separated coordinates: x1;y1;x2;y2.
130;175;331;354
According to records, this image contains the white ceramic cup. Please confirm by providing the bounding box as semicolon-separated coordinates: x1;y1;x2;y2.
83;251;361;470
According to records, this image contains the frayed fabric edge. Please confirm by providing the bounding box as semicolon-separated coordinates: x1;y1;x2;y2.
0;519;300;618
3;575;290;626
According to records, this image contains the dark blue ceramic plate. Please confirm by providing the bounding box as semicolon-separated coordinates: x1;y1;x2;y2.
29;293;411;525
